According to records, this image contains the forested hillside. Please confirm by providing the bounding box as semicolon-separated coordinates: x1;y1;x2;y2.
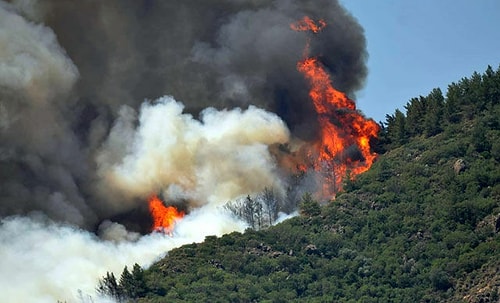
98;65;500;302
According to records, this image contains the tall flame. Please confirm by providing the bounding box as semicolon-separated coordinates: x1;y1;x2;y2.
292;17;379;197
148;195;185;234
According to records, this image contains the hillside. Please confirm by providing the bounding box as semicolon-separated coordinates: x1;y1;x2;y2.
98;66;500;303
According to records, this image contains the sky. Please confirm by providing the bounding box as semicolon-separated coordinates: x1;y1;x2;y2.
340;0;500;123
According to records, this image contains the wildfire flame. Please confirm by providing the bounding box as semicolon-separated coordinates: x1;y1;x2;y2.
292;17;379;197
290;16;326;34
148;195;185;234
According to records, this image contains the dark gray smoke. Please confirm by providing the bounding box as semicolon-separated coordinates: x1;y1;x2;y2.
0;0;367;229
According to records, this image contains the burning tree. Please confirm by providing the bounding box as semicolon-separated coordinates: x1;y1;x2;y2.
291;17;379;198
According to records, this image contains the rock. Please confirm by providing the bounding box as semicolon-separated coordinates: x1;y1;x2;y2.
305;244;319;255
454;159;466;174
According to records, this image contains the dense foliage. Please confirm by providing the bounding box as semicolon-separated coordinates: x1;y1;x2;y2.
99;65;500;302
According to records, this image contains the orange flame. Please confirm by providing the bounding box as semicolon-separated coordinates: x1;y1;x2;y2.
148;195;184;234
290;16;326;34
292;17;379;198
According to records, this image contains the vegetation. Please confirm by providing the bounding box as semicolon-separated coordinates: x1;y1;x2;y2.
224;188;284;230
98;65;500;302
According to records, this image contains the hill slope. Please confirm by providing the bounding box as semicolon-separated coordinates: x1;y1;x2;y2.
100;65;500;303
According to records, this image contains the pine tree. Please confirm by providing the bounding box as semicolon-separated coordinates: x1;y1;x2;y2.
423;88;444;137
131;263;147;298
299;192;321;217
385;109;408;146
119;266;134;299
96;272;123;301
404;96;426;136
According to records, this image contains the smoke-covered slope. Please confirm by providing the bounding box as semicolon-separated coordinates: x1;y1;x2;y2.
0;0;371;228
102;66;500;302
0;1;373;302
1;0;368;228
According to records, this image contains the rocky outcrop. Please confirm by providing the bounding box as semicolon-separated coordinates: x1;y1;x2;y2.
454;158;466;174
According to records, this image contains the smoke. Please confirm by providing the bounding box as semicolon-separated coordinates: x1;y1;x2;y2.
0;0;368;301
0;0;367;227
37;0;366;133
96;97;289;211
0;1;95;227
0;210;246;303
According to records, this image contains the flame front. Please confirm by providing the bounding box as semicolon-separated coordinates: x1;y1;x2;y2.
148;195;185;234
292;17;379;197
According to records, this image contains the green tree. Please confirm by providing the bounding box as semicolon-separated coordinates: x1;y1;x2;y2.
96;272;123;301
119;264;147;299
445;82;464;123
299;193;321;217
404;96;426;136
429;268;452;291
470;119;491;153
423;88;444;136
385;109;408;146
119;266;133;298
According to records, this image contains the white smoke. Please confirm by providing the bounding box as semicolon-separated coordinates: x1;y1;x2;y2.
0;27;292;299
97;96;290;210
0;208;247;303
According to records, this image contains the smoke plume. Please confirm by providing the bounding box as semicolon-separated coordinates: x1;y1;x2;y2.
0;211;246;303
96;97;289;210
1;0;366;227
0;0;368;301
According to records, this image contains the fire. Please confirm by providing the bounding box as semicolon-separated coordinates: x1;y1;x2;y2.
292;17;379;197
148;195;184;234
290;16;326;34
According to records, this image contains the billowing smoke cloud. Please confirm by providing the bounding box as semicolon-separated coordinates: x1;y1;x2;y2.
38;0;366;136
97;97;289;211
1;0;366;227
0;211;246;303
0;0;367;301
0;1;95;227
